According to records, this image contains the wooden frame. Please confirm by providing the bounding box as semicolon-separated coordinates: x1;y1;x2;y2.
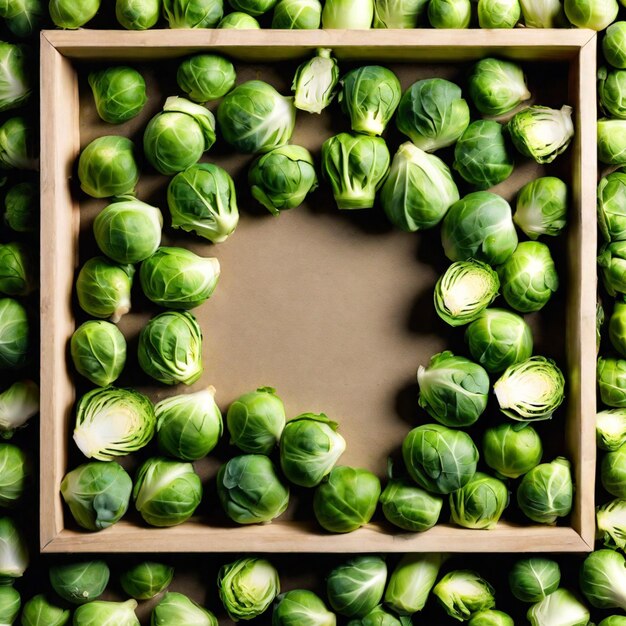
40;29;597;554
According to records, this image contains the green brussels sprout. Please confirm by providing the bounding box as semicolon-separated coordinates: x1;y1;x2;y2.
0;117;37;170
469;610;514;626
339;66;401;136
564;0;617;29
509;558;560;603
321;0;373;26
137;311;203;386
598;356;626;407
453;121;514;189
477;0;520;28
514;176;567;240
0;517;26;581
49;0;100;28
177;55;236;103
313;466;381;533
217;80;295;154
226;387;286;455
0;43;30;113
580;550;626;611
0;380;38;438
483;423;542;479
4;181;37;233
292;48;339;114
0;443;28;507
517;457;573;523
494;356;565;421
151;592;218;626
273;589;336;625
598;67;626;119
218;11;261;26
433;571;496;621
229;0;276;13
144;97;216;175
73;599;139;626
163;0;223;26
599;618;626;626
599;171;626;241
326;555;387;618
88;67;147;124
21;595;69;626
155;387;223;460
218;557;280;621
116;0;161;29
598;297;606;354
346;606;406;626
167;163;239;244
1;0;43;37
76;257;134;323
60;461;132;531
596;408;626;450
248;145;318;215
599;241;626;295
74;386;155;461
519;0;563;26
49;560;110;605
427;0;471;27
609;299;626;356
217;454;289;524
379;479;443;531
396;78;470;152
321;133;390;210
0;585;19;625
602;443;626;498
596;498;626;551
272;0;322;27
450;471;509;529
598;119;626;165
604;22;626;68
120;562;174;599
507;105;574;164
527;589;589;626
0;243;35;296
417;351;490;427
133;457;202;527
0;298;28;369
373;0;429;27
380;142;459;232
279;413;346;487
384;554;443;615
499;241;558;313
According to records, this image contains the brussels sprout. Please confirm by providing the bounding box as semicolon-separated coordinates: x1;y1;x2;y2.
402;423;478;494
73;387;155;461
0;298;28;369
598;297;606;354
564;0;617;29
0;117;37;171
527;589;589;626
155;387;223;460
151;592;217;626
4;181;37;233
20;595;69;626
326;556;387;618
88;67;146;125
321;133;390;210
248;145;318;215
509;557;560;603
373;0;428;26
598;67;626;119
0;380;38;438
49;560;110;605
120;562;174;599
229;0;276;13
598;119;626;165
477;0;520;28
0;444;28;507
469;610;514;626
514;176;567;240
177;55;236;103
602;443;626;498
0;43;30;113
116;0;161;29
519;0;563;26
598;357;626;407
167;163;239;244
450;471;509;529
0;243;34;296
2;0;43;37
218;10;261;25
580;550;626;611
597;408;626;450
384;554;443;614
226;387;285;455
217;454;289;524
313;466;381;533
599;241;626;295
604;22;626;69
0;585;19;625
73;599;139;626
321;0;373;26
596;498;626;551
599;618;626;626
144;97;216;175
163;0;223;26
433;571;496;621
599;171;626;241
133;457;202;527
272;0;322;27
380;142;459;232
379;479;443;531
507;105;574;164
273;590;336;626
441;192;517;266
292;49;339;114
396;78;470;152
483;423;542;479
0;517;26;581
347;606;406;626
427;0;471;27
49;0;100;28
610;299;626;356
138;311;203;386
218;558;280;621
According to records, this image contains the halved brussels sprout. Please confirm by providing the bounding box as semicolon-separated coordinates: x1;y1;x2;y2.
163;0;223;26
49;560;110;605
177;54;236;103
469;59;530;116
292;48;339;114
384;554;443;614
433;571;496;621
509;557;560;603
596;498;626;551
449;471;509;529
483;422;542;479
88;67;147;124
514;176;567;240
116;0;161;29
0;298;28;369
596;408;626;450
120;561;173;600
